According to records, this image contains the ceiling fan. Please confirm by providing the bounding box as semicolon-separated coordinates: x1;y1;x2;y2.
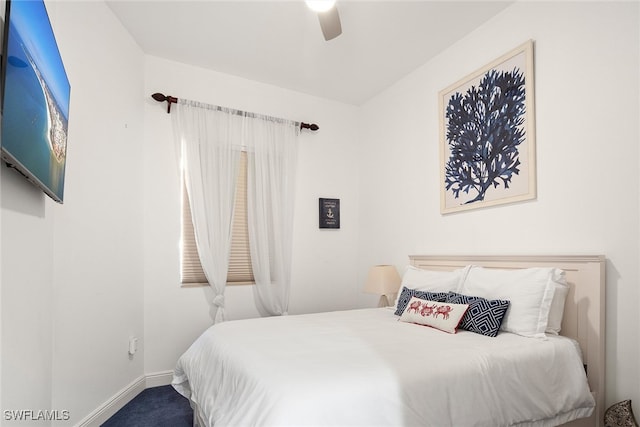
306;0;342;41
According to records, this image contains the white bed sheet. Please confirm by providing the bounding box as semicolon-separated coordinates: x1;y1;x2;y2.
173;308;595;427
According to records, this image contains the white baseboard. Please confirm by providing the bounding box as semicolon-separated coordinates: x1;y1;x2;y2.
75;376;146;427
144;370;174;388
75;370;174;427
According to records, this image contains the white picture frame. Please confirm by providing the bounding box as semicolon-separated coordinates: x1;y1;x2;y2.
439;40;536;214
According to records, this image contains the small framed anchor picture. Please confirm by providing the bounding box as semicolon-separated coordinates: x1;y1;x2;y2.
319;198;340;229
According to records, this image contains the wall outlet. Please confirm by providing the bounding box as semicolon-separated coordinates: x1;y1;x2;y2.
128;337;138;355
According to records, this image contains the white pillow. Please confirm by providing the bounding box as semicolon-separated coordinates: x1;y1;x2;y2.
393;266;469;308
459;266;561;338
399;296;469;334
545;270;570;335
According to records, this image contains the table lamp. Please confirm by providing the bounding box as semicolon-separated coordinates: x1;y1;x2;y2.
364;265;401;307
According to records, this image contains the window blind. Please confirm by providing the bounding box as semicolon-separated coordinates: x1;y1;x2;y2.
181;151;254;286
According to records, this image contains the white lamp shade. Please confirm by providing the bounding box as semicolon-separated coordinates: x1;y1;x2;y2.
364;265;401;295
305;0;336;13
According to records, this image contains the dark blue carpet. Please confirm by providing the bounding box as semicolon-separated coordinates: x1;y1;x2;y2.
101;385;193;427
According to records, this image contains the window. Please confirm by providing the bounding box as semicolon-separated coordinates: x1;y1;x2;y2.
180;151;254;286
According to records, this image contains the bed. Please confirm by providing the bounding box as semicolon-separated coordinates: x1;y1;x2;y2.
172;255;605;427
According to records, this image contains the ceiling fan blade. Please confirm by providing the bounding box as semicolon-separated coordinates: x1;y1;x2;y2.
317;6;342;41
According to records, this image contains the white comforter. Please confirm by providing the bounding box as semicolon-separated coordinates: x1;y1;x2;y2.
173;308;595;427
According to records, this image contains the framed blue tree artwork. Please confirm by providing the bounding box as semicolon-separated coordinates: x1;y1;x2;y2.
439;40;536;214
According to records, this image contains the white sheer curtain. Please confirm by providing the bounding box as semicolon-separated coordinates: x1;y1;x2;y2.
173;100;241;323
172;98;300;321
245;118;299;316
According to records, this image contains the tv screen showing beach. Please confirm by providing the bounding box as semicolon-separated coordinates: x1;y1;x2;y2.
1;0;70;203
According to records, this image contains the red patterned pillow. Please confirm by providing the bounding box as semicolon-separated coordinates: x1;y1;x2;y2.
399;296;469;334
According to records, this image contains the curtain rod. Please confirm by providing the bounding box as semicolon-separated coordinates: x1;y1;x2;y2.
150;92;319;131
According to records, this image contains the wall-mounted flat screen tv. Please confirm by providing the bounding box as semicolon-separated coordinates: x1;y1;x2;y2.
1;0;71;203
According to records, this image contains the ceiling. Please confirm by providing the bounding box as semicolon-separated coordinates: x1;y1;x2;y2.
106;1;513;106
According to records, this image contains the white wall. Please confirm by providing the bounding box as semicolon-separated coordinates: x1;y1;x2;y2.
142;56;363;373
358;1;639;408
1;171;55;424
1;1;145;425
50;2;145;424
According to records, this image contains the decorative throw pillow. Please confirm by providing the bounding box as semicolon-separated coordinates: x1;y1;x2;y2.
393;265;469;309
399;296;469;334
394;287;448;316
445;292;510;337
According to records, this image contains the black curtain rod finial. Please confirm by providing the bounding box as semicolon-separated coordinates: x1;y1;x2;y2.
151;92;178;113
300;122;319;131
151;92;166;102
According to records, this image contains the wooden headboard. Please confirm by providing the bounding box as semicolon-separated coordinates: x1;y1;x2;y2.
409;255;605;427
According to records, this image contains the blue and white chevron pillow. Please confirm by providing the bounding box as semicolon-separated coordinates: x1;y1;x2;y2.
394;287;448;316
445;292;510;337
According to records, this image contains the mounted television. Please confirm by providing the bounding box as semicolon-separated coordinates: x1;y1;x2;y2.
1;0;70;203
